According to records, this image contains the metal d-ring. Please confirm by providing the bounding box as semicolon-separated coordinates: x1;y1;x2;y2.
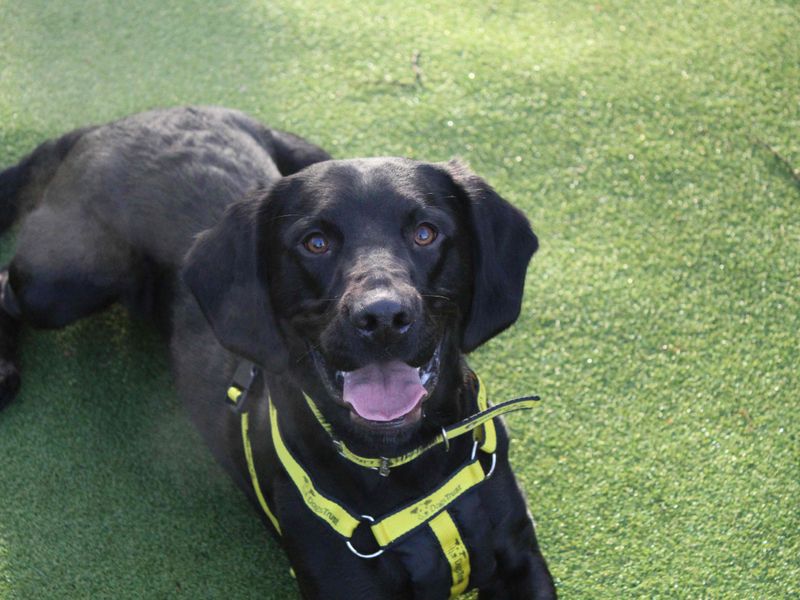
441;426;450;452
345;515;384;559
486;452;497;478
470;440;497;478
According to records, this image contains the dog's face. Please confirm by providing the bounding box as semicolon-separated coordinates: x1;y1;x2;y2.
184;158;537;449
260;159;473;443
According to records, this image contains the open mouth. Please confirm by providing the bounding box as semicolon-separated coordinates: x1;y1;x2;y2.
312;345;441;428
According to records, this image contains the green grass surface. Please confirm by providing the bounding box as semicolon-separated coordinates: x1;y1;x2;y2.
0;1;798;598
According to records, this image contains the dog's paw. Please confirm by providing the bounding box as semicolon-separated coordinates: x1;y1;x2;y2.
0;359;20;410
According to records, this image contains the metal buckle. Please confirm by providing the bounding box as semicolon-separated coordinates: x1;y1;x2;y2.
345;515;384;559
377;458;391;477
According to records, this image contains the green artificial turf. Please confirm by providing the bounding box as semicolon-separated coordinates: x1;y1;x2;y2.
0;1;798;597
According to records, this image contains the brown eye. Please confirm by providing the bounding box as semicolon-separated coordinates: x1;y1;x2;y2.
303;232;330;254
413;223;438;246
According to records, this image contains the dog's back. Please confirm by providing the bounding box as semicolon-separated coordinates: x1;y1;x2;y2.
0;107;330;267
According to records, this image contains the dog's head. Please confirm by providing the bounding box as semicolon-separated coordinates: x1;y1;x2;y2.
183;158;537;449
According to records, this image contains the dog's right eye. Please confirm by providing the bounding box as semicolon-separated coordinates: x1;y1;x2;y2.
413;223;438;247
302;232;330;255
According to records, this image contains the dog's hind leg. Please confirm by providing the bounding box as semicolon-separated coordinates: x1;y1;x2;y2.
5;202;137;327
0;270;21;409
0;126;105;409
0;203;141;408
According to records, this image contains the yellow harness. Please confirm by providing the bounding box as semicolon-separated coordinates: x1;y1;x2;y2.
227;366;539;598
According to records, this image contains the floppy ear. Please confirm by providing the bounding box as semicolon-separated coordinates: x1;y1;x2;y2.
181;199;287;371
441;160;539;353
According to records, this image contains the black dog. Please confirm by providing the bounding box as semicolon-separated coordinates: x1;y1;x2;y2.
0;107;555;599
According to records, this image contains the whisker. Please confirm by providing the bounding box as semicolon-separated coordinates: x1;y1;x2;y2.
295;341;322;364
422;293;456;304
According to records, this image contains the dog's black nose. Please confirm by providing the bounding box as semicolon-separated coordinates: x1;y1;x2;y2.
352;296;413;338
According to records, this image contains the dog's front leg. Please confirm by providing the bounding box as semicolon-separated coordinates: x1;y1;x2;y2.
477;531;556;600
478;463;556;600
277;496;411;600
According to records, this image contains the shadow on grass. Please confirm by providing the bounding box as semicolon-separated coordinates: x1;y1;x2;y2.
0;307;296;598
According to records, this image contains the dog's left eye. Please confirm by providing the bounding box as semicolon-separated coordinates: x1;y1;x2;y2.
413;223;438;246
302;232;330;255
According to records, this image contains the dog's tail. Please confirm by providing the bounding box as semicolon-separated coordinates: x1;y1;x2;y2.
0;126;96;234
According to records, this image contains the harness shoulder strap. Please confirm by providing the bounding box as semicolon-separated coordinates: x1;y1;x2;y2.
228;366;281;534
241;411;281;534
474;375;496;453
269;400;362;539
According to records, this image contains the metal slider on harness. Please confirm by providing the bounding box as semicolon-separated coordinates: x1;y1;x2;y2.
332;437;391;477
226;360;259;413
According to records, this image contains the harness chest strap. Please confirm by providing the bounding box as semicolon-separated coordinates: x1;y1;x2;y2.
266;397;480;598
230;383;490;544
233;387;481;596
429;510;471;597
268;398;489;548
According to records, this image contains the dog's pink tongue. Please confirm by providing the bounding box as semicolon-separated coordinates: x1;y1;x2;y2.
342;361;427;421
